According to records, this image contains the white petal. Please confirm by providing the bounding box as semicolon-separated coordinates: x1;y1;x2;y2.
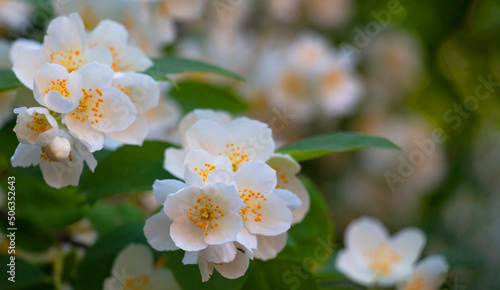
227;117;275;162
78;62;114;89
153;179;186;205
10;39;42;63
272;188;302;210
66;131;97;172
390;228;426;267
186;119;228;156
233;161;277;194
63;114;104;152
399;255;448;290
44;13;86;53
184;150;231;184
111;244;153;277
267;154;310;223
199;243;237;264
178;109;232;145
112;72;159;114
345;216;389;263
170;215;208;251
116;46;154;72
14;107;59;146
144;212;179;252
106;115;148;146
11;143;41;167
203;211;242;246
164;148;188;179
39;154;84;189
88;20;128;47
12;48;46;89
335;249;376;286
198;258;214;282
236;227;257;252
214;245;251;280
244;192;292;236
253;233;287;261
88;86;137;133
182;252;198;265
85;46;113;67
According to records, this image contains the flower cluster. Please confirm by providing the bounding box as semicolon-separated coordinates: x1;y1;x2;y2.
10;13;160;188
144;109;310;281
335;216;449;289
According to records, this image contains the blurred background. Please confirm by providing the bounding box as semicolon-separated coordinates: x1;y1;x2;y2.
0;0;499;288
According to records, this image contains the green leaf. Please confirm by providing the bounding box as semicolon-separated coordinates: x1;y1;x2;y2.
79;142;174;200
0;70;22;93
75;224;146;290
85;202;144;234
0;255;46;289
242;259;319;290
167;250;249;290
277;132;401;162
278;177;335;266
145;55;244;82
169;81;249;114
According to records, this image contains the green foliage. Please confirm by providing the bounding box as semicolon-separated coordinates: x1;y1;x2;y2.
79;142;174;200
279;177;335;264
0;255;46;289
75;224;146;290
85;202;145;234
277;132;401;162
169;81;249;114
0;70;22;93
145;55;244;82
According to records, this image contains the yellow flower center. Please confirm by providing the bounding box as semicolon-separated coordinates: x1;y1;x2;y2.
71;88;104;125
280;71;306;100
239;189;267;222
364;242;401;277
193;163;216;182
322;69;344;90
123;274;153;290
188;195;223;236
404;275;431;290
45;78;69;98
26;112;51;138
221;143;250;172
49;49;83;73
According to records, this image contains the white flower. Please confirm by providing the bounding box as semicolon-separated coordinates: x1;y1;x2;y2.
103;244;180;290
335;216;426;287
398;255;449;290
148;179;245;252
0;40;16;129
88;20;153;72
183;242;253;282
145;95;182;144
11;130;97;189
0;0;32;32
33;63;83;113
164;111;274;178
62;62;137;152
267;154;310;224
13;107;59;146
104;72;160;146
12;13;113;89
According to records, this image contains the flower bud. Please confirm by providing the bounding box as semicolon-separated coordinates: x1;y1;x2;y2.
43;136;71;162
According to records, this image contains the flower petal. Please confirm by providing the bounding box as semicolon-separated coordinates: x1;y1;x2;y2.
117;46;154;72
345;216;389;263
390;228;426;268
111;244;153;278
273;188;302;210
199;243;237;264
44;13;86;53
112;72;159;114
88;86;137;133
153;179;186;205
106;115;148;146
144;211;179;252
85;46;113;67
335;249;376;286
63;114;104;152
11;143;41;167
39;153;84;189
244;191;292;236
164;148;188;179
233;161;277;194
88;19;128;47
214;243;252;280
253;233;287;261
12;48;46;89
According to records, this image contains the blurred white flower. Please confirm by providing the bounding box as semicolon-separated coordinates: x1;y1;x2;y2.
103;244;180;290
11;130;97;189
335;216;426;287
0;0;32;32
164;110;274;178
144;95;182;144
13;107;59;146
61;63;137;152
13;13;113;89
305;0;353;29
398;255;449;290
